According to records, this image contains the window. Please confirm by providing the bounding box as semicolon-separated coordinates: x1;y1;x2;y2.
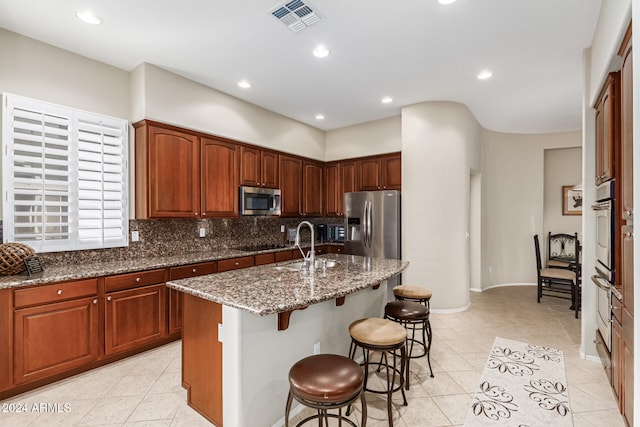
2;93;128;252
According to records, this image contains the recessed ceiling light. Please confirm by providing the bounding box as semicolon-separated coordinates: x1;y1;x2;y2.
381;97;393;104
315;114;325;120
438;0;457;5
477;70;493;80
237;80;252;89
76;10;102;25
312;45;330;58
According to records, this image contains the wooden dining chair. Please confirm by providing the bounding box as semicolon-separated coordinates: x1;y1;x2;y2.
534;234;577;305
546;232;578;269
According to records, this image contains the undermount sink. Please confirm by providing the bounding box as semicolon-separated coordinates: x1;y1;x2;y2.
273;260;338;272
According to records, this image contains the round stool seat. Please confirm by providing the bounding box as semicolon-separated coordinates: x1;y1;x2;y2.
349;317;407;347
393;284;432;300
385;300;429;321
289;354;364;403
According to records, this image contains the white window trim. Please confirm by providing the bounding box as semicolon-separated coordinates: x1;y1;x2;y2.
2;93;129;253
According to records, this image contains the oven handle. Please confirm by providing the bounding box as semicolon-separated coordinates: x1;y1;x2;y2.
591;275;611;291
591;201;611;210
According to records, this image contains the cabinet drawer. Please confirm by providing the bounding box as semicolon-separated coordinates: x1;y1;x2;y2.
105;269;166;293
170;262;217;280
217;256;254;272
275;250;293;262
315;245;326;255
14;279;98;309
254;253;275;266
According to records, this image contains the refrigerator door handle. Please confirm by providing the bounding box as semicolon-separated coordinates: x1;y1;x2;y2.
363;200;368;248
367;200;372;248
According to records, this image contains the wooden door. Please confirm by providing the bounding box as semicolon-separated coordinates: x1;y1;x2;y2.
279;155;302;217
261;150;279;188
201;137;239;217
303;161;323;216
382;154;402;190
358;158;381;190
239;146;260;187
340;161;357;216
622;307;634;426
105;284;166;355
168;262;217;336
14;297;99;384
324;163;340;217
595;73;618;185
142;125;200;218
611;316;622;398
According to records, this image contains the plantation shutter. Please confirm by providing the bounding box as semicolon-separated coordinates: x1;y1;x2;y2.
3;93;128;253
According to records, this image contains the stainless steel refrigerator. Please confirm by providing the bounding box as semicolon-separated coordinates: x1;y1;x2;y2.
344;190;401;295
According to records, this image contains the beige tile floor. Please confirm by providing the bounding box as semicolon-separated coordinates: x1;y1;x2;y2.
0;286;626;427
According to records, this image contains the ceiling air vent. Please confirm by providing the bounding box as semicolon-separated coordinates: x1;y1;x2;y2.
270;0;322;33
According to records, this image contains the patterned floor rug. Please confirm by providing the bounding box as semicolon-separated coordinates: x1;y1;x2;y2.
464;337;573;427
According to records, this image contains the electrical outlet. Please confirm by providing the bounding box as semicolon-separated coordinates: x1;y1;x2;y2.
199;227;206;238
281;225;285;232
313;342;320;355
131;231;139;242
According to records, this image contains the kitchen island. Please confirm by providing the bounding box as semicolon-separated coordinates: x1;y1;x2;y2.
166;253;408;427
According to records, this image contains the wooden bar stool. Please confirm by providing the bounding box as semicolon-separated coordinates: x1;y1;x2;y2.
348;317;408;427
392;285;434;378
285;354;367;427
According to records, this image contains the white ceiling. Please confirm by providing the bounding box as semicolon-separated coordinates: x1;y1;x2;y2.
0;0;602;133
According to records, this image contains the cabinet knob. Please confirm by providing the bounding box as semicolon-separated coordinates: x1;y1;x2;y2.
202;213;206;216
192;268;197;273
195;212;198;216
107;296;112;301
136;277;141;282
624;209;633;218
57;290;62;295
235;262;239;266
93;299;98;304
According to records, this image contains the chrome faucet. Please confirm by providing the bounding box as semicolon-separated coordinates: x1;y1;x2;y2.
294;221;315;270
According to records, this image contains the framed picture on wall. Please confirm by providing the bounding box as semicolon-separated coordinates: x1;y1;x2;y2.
562;185;582;216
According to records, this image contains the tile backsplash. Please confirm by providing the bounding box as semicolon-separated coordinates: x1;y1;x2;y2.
1;217;341;266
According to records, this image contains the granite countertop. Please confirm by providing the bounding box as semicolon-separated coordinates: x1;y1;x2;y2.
166;254;409;316
0;243;345;290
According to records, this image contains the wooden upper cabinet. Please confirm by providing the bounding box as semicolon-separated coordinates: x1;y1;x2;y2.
358;153;401;191
240;146;279;189
325;161;357;217
358;158;381;191
302;160;323;216
135;122;200;218
201;137;239;217
594;72;619;185
280;155;302;217
619;27;633;222
325;163;340;217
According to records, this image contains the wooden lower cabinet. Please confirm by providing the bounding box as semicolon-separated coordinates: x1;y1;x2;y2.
182;293;223;426
105;284;167;356
168;262;217;335
326;245;344;254
14;296;99;384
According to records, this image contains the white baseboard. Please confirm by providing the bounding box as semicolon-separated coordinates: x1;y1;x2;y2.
470;283;536;293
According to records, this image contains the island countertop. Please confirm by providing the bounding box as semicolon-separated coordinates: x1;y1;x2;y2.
166;253;409;315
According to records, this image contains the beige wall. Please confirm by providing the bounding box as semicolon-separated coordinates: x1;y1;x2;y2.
136;63;326;161
481;130;581;288
324;116;401;161
543;147;582;252
401;102;482;311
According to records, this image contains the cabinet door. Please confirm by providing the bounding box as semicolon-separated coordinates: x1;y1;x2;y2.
261;150;279;188
595;73;618;185
240;146;260;187
168;289;183;336
144;125;200;218
340;161;357;215
358;158;381;190
382;154;401;190
168;262;217;336
201;137;239;217
280;155;302;217
611;316;622;398
324;163;340;217
303;161;323;216
622;307;634;426
620;32;633;222
14;297;99;384
105;284;167;355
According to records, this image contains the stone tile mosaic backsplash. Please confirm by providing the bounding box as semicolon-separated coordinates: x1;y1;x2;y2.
1;217;340;266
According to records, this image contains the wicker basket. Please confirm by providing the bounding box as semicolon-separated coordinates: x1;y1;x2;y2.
0;243;36;275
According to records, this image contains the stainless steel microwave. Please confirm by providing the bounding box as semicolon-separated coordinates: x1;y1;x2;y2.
239;186;281;216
